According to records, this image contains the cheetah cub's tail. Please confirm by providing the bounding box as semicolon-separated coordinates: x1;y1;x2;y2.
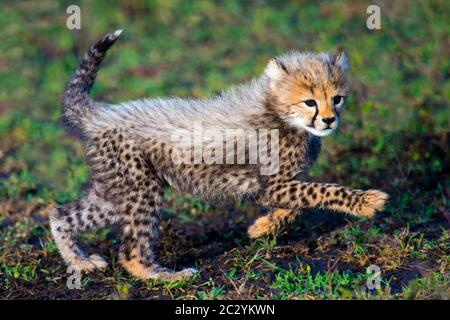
61;29;123;136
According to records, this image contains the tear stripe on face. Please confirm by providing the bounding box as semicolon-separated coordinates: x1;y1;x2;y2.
310;105;319;128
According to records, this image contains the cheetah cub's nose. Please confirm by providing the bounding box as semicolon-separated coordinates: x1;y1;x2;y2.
322;117;335;125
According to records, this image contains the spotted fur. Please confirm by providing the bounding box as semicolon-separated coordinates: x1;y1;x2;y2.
49;30;388;281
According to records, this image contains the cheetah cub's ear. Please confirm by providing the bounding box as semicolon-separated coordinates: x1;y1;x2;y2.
265;58;289;80
330;51;351;92
265;58;289;90
331;51;349;72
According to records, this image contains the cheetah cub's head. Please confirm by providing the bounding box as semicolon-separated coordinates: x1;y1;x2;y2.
265;51;350;137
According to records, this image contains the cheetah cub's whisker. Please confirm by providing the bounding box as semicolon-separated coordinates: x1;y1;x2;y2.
49;30;388;281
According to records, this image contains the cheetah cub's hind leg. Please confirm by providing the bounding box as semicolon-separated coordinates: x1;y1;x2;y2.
248;209;300;239
49;188;116;271
116;143;196;282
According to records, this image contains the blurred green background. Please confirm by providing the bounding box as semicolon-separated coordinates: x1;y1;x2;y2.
0;1;448;299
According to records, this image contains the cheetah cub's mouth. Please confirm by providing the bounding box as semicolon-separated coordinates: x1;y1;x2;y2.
287;115;341;137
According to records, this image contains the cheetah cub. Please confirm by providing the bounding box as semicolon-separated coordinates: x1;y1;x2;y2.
49;30;388;281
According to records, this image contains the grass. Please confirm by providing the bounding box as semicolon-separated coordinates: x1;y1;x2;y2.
0;1;449;299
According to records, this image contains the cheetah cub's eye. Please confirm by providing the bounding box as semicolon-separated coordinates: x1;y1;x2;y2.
304;100;317;107
333;96;344;107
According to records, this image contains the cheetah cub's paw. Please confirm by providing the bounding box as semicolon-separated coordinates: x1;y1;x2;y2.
248;215;274;239
248;209;292;239
353;189;389;217
148;266;197;282
69;254;108;272
120;257;196;282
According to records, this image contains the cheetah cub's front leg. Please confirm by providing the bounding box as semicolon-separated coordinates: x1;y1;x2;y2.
249;181;388;238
